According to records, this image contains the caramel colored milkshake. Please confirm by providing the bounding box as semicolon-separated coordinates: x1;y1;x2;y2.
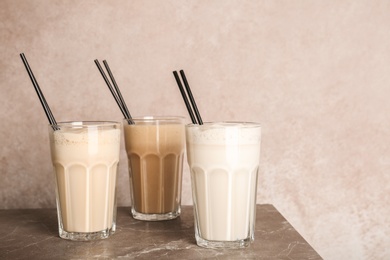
124;117;185;221
49;121;121;240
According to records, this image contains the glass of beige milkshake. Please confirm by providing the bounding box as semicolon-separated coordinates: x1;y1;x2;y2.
123;116;185;221
49;121;121;240
186;122;261;248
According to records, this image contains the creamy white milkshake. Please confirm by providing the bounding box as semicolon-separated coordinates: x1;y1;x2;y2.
186;122;261;248
49;121;121;240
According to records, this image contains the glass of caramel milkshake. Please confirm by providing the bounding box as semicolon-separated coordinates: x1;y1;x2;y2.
186;122;261;248
123;116;185;221
49;121;121;240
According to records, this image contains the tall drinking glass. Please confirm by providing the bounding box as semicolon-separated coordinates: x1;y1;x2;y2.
186;122;261;248
49;121;121;240
123;116;185;221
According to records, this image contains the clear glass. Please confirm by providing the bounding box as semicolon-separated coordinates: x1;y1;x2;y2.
48;121;121;240
123;116;185;221
186;122;261;248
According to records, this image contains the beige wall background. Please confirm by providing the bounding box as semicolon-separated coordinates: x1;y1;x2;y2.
1;0;389;259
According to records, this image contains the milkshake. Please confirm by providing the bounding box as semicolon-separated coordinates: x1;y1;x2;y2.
124;117;185;221
49;121;121;240
186;122;261;248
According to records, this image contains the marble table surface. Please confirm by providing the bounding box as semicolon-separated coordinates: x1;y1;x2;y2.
0;205;322;259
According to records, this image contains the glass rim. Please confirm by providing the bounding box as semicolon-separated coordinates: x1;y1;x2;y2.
124;116;185;123
185;121;261;128
49;121;121;128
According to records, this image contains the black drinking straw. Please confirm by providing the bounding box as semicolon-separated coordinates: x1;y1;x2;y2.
173;70;203;125
179;70;203;125
94;59;134;124
20;53;58;130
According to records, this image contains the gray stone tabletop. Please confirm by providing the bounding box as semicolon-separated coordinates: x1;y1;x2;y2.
0;205;322;259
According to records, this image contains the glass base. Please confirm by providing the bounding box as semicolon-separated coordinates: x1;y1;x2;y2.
131;207;181;221
195;234;251;249
58;225;116;241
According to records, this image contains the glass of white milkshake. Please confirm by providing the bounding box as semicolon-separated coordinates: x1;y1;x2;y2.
49;121;121;241
186;122;261;248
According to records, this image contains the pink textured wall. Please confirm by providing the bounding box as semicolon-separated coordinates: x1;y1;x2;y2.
1;1;390;259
